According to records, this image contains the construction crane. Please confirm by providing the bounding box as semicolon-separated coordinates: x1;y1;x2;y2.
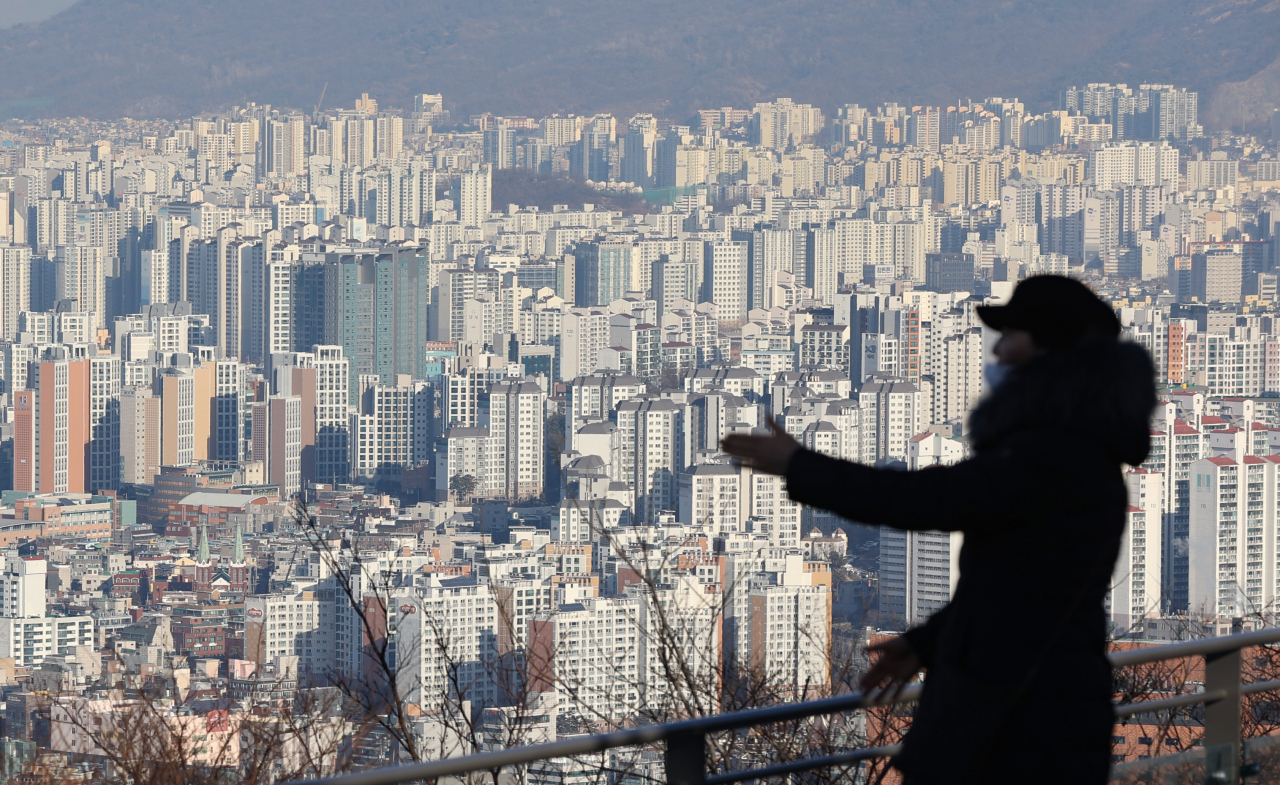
313;82;328;116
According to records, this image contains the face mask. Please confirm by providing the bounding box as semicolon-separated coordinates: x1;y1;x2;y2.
984;362;1012;392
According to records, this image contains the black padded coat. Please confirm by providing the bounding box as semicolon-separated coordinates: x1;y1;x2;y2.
784;339;1156;785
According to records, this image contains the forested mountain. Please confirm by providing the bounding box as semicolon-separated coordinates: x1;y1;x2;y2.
0;0;1275;128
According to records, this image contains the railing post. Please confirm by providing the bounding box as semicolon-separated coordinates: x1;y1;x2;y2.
1203;647;1241;784
665;732;706;785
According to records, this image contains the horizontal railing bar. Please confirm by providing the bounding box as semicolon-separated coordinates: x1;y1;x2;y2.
1113;689;1228;718
1109;677;1280;776
704;744;902;785
285;685;922;785
286;630;1280;785
1113;676;1280;717
644;683;922;738
288;732;664;785
1108;627;1280;667
1242;678;1280;696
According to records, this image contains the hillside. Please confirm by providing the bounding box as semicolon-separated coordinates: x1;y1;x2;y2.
491;171;650;215
0;0;1276;129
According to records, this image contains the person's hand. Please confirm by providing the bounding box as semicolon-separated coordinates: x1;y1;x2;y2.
721;418;801;476
860;636;921;703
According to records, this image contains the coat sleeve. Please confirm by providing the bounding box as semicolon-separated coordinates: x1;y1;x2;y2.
783;440;1046;534
900;602;953;668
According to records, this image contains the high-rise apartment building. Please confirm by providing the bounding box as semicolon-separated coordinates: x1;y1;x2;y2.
622;114;657;187
457;164;492;228
573;239;633;307
120;384;161;485
13;352;90;494
746;573;830;692
751;98;825;150
324;250;432;398
272;346;351;486
1110;469;1164;632
1038;181;1087;261
155;367;196;469
53;245;105;328
349;374;431;486
0;553;94;669
87;354;120;491
0;243;31;341
908;106;940;150
394;578;499;706
482;125;516;170
528;595;643;721
1189;251;1243;306
251;395;302;499
266;116;307;177
559;308;612;382
678;463;747;537
736;227;793;311
374;114;404;161
616;398;684;523
858;379;924;464
703;240;748;325
651;254;698;317
1089;141;1179;190
1186;156;1239;190
433;263;501;344
539;115;580;147
483;380;547;501
1188;455;1280;618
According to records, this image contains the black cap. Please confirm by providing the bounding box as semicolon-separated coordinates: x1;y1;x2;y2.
976;275;1120;350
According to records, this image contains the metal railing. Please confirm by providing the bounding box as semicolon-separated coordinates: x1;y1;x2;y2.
287;627;1280;785
1109;626;1280;783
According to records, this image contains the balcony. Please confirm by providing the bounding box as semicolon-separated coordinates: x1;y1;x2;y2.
283;628;1280;785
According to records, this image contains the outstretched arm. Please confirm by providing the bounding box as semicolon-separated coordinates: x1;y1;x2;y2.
721;418;801;476
723;421;1043;534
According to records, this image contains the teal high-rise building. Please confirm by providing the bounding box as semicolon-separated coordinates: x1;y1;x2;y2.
322;248;431;402
573;239;633;306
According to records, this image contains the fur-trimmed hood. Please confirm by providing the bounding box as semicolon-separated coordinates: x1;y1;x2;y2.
968;338;1157;466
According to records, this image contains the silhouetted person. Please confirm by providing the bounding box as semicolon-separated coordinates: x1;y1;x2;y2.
723;276;1156;785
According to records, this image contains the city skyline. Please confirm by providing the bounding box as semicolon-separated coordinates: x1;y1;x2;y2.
0;50;1277;782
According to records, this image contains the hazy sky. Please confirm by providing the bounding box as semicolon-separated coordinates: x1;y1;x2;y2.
0;0;76;27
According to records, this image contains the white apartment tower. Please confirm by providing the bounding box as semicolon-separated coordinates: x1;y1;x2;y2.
1089;141;1179;191
0;243;31;341
678;463;746;537
746;570;830;693
1110;469;1164;633
394;578;499;707
703;240;748;325
1188;456;1280;619
1;551;46;618
458;164;493;228
53;245;106;328
0;553;94;668
858;379;925;464
350;374;430;485
484;380;547;501
615;398;683;523
527;595;643;721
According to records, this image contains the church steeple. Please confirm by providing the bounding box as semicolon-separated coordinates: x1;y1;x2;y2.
228;523;249;596
194;523;214;593
197;524;211;564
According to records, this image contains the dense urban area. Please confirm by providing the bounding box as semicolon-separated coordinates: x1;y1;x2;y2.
0;82;1278;783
